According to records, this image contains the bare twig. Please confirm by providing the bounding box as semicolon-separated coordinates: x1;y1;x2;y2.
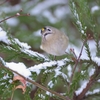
11;88;15;100
0;10;30;23
70;48;77;59
68;40;86;92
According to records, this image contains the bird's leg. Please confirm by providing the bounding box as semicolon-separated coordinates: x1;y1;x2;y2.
48;55;57;60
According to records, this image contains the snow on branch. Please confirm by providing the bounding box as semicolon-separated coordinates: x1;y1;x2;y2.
75;80;89;96
71;2;87;34
0;57;69;100
0;27;48;61
92;57;100;66
29;58;70;85
11;37;47;61
0;56;71;83
0;57;31;78
0;27;10;44
73;64;100;100
91;6;100;13
86;88;100;97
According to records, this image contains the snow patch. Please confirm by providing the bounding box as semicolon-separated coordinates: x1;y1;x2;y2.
75;80;89;96
48;81;54;88
0;27;10;44
6;62;31;78
86;89;100;96
14;38;31;49
91;6;100;13
92;57;100;66
29;61;57;75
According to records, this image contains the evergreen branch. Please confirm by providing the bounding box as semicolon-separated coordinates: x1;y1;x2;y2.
0;27;48;62
70;1;87;36
94;33;100;56
84;41;92;61
0;37;48;62
81;59;98;68
70;1;92;61
73;65;100;100
29;58;73;76
0;57;70;100
84;89;100;99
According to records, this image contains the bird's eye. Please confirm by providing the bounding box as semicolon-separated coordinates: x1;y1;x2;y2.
47;28;51;31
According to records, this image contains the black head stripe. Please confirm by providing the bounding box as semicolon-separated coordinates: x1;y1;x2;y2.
44;33;51;37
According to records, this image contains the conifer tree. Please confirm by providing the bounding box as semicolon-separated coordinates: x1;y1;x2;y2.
0;0;100;100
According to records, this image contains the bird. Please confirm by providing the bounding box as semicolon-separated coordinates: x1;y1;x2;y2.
40;26;69;56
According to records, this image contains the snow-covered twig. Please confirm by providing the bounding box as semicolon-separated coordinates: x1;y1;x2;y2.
0;27;48;62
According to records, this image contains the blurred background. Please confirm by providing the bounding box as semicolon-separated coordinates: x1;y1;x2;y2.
0;0;100;100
